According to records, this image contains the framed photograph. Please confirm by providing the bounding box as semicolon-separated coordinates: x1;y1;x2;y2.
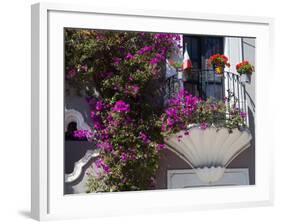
31;2;274;221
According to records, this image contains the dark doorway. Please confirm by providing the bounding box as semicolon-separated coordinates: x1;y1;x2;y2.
183;35;224;100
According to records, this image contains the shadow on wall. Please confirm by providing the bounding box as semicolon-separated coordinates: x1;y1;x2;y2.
155;149;192;189
228;107;255;184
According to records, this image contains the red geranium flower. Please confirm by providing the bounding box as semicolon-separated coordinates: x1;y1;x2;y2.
236;60;254;75
208;53;230;68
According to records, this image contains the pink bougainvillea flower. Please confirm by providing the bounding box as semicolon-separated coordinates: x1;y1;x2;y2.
138;131;150;144
95;100;103;111
102;164;110;173
240;111;247;118
112;100;130;112
66;68;77;79
97;141;113;152
125;84;140;97
112;57;122;65
156;143;166;151
165;108;178;118
125;52;134;60
199;122;208;130
137;45;153;54
166;117;174;126
95;158;110;173
149;57;159;65
120;152;128;161
73;129;93;139
95;158;103;168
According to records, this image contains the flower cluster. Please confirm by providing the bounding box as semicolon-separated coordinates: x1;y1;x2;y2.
73;129;93;140
137;45;153;54
208;54;230;68
112;100;130;112
161;90;199;135
95;158;110;173
73;96;166;192
236;60;254;75
65;29;179;191
65;29;180;100
161;89;246;138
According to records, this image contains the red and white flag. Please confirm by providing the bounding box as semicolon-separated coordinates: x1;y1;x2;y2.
182;44;192;70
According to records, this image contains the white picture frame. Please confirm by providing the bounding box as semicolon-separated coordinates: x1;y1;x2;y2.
31;2;274;221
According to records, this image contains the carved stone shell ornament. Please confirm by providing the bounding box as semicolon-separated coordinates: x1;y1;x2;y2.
165;125;252;183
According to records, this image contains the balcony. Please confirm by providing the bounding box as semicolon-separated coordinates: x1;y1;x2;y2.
165;68;254;126
164;69;254;183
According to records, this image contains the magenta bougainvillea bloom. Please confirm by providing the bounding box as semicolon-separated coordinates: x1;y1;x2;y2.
161;90;200;134
95;158;103;168
125;52;134;60
149;53;165;65
95;158;110;173
153;33;181;41
137;45;153;54
90;111;104;130
120;152;128;161
125;84;140;96
161;89;246;136
66;68;77;79
112;100;130;112
73;129;93;139
112;57;122;65
138;131;150;144
95;100;103;111
240;111;247;118
102;165;110;173
149;57;159;65
97;141;113;152
156;143;166;151
199;122;208;130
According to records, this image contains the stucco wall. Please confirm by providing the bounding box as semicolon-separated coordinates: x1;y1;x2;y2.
242;37;256;184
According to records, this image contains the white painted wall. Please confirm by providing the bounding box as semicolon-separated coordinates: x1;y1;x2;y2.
224;37;243;73
224;37;254;126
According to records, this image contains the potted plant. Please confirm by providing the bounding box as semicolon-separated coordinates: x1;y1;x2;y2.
236;60;254;83
208;54;230;76
169;59;184;79
169;59;193;83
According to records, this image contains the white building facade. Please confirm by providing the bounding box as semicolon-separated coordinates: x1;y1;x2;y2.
64;35;256;193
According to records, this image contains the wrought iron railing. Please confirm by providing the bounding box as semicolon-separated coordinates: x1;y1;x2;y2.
165;69;252;125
